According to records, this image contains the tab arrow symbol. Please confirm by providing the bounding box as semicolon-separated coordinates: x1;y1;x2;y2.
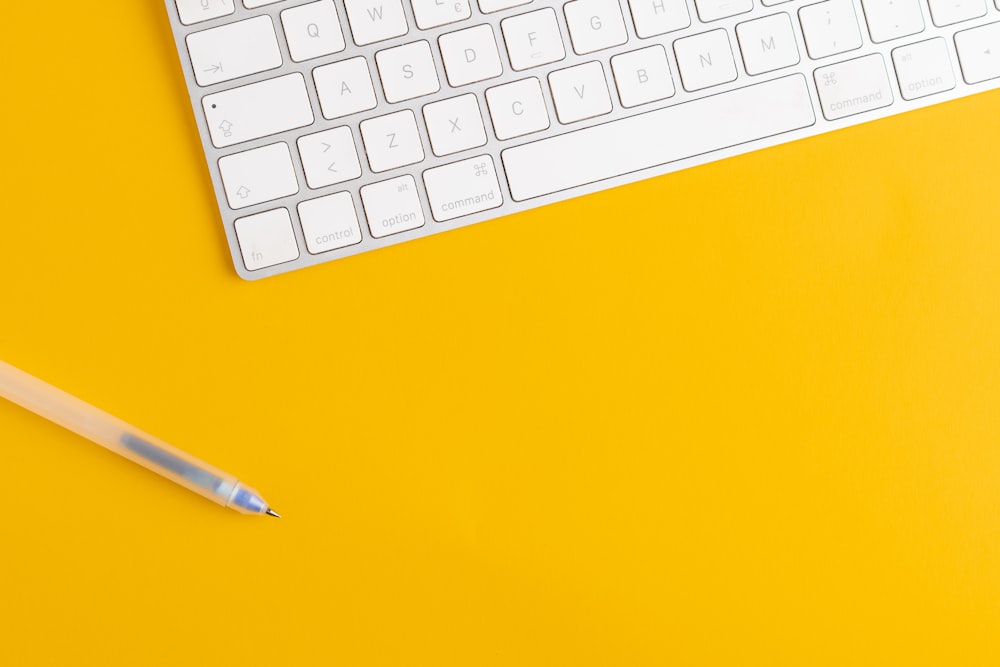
204;62;223;75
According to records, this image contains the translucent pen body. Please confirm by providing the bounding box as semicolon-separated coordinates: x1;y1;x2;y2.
0;360;274;515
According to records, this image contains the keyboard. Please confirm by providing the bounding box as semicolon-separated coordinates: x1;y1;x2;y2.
166;0;1000;280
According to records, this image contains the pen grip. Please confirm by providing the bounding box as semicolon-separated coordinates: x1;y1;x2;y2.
0;360;239;507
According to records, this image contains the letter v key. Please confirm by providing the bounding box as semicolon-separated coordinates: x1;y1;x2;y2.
549;62;612;123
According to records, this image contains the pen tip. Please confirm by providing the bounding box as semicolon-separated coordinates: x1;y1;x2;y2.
265;509;281;518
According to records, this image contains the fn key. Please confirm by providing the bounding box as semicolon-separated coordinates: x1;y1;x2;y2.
235;209;300;272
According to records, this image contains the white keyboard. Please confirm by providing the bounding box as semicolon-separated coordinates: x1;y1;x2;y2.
166;0;1000;280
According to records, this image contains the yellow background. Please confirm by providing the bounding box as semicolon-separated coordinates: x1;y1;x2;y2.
1;3;998;665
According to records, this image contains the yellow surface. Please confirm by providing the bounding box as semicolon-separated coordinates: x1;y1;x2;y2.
1;3;998;665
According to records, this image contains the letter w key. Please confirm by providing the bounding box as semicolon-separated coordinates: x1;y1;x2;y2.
345;0;408;45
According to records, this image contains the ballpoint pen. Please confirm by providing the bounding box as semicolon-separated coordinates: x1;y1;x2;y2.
0;359;279;517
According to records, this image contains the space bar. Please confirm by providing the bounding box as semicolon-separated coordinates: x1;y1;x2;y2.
502;74;815;201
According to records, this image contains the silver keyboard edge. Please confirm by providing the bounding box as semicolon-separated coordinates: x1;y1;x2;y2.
163;1;1000;281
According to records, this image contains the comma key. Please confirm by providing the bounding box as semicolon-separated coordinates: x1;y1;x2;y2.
423;156;503;222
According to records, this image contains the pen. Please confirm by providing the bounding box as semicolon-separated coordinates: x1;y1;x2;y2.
0;359;279;517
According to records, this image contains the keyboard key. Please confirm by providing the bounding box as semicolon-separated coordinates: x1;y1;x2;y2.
564;0;629;55
298;192;363;254
297;126;363;189
695;0;753;22
281;1;347;63
235;209;300;272
814;54;893;120
344;0;409;46
892;38;956;100
203;73;315;148
478;0;532;13
485;77;550;139
360;110;426;172
627;0;690;38
439;25;504;86
861;0;924;44
955;22;1000;83
610;45;675;107
927;0;987;28
549;61;614;124
423;94;488;156
376;41;441;103
502;75;815;201
424;156;503;222
674;29;738;91
176;0;235;26
187;16;282;86
219;143;300;209
411;0;472;29
501;8;567;71
361;176;426;238
799;0;863;60
737;13;800;75
314;57;379;119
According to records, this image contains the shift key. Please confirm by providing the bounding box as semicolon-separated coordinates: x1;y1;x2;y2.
815;54;894;121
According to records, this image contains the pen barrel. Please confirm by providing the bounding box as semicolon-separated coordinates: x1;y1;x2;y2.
0;360;239;507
